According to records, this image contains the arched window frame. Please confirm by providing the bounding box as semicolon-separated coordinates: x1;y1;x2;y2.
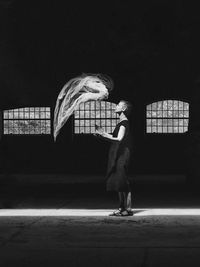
73;100;119;134
3;107;51;135
146;100;189;134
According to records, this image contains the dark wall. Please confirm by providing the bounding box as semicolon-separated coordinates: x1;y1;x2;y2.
0;1;199;107
0;1;199;177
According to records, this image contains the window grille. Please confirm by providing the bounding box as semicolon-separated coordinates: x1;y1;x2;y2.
3;107;51;135
146;100;189;133
74;101;119;134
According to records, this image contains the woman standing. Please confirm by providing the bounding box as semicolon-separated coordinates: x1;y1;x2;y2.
95;100;133;216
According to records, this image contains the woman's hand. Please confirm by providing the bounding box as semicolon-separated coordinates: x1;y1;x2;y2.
93;133;99;137
95;124;106;136
95;129;102;136
96;130;108;138
95;124;104;133
94;124;110;139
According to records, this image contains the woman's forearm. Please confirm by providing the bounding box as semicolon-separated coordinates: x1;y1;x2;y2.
101;132;121;141
96;125;125;142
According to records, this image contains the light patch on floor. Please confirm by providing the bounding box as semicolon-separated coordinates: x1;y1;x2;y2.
1;208;200;216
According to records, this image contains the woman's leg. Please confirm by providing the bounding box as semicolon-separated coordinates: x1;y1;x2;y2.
109;192;125;216
123;192;132;210
118;192;125;210
126;192;132;211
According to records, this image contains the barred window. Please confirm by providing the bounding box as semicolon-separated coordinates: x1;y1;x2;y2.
74;101;119;134
3;107;51;135
146;100;189;133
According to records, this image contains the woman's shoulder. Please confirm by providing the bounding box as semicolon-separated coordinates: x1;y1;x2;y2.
119;119;129;126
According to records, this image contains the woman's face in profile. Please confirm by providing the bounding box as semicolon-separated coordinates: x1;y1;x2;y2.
115;101;126;113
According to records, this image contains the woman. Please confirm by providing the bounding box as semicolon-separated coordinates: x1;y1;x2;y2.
95;100;133;216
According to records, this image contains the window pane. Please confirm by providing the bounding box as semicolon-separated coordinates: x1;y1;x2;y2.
75;127;79;134
4;112;8;119
14;111;18;119
74;110;79;118
174;127;179;133
151;119;157;126
179;102;184;109
9;112;14;119
90;101;95;109
85;120;90;126
74;120;79;127
91;126;95;133
106;110;111;117
183;110;189;117
95;110;101;118
95;101;100;109
40;112;46;119
79;127;84;133
173;110;179;117
157;119;162;126
179;119;184;126
85;111;90;118
168;127;173;133
184;102;189;110
79;111;85;118
163;119;168;126
167;110;173;117
179;127;184;133
90;110;96;118
157;110;163;117
163;126;168;133
146;104;151;111
152;103;157;109
101;120;106;127
146;126;151;133
101;110;106;118
4;128;8;134
151;111;157;117
100;102;105;109
80;120;85;126
184;119;188;126
79;103;85;110
173;101;179;110
152;127;157;133
168;119;173;126
147;111;152;118
90;120;95;126
19;112;24;119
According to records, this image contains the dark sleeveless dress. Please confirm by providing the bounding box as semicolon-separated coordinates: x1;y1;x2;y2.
106;120;132;192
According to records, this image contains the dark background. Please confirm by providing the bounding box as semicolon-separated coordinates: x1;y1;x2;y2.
0;0;200;180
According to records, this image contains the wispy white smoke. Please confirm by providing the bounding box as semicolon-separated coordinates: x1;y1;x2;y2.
54;73;113;140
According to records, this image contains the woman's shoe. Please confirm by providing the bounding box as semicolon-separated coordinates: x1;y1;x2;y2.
120;210;129;216
109;208;130;216
109;208;123;216
127;209;133;216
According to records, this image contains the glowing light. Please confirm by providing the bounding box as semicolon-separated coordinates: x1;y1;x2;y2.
0;209;200;217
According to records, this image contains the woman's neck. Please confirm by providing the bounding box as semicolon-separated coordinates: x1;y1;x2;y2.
119;113;127;122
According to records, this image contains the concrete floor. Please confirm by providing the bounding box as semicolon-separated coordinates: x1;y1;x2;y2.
1;181;200;266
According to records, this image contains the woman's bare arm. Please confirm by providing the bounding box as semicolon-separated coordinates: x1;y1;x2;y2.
96;125;126;142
